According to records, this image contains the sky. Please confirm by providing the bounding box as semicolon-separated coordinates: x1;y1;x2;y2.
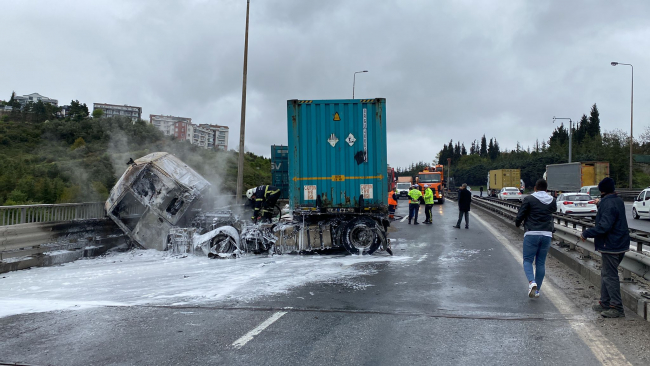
1;0;649;168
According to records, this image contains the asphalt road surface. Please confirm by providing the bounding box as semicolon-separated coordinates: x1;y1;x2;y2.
1;203;649;365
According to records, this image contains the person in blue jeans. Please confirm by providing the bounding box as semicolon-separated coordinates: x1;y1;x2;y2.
515;179;557;298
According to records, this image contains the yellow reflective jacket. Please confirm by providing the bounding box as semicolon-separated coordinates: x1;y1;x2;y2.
408;189;422;204
424;188;434;204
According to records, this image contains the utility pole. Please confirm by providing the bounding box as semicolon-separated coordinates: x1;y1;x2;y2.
236;0;250;204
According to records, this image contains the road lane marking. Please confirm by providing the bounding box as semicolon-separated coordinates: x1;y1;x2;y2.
400;215;408;222
471;212;631;366
417;254;428;263
231;311;287;349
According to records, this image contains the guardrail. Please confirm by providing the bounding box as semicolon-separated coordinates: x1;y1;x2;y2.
450;193;650;281
1;202;106;226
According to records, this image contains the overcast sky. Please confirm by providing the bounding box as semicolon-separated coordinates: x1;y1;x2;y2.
1;0;649;168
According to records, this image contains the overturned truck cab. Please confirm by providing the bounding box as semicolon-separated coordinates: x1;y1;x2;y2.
105;152;211;251
287;98;391;255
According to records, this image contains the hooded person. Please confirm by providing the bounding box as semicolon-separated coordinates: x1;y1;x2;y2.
515;179;557;299
581;177;630;318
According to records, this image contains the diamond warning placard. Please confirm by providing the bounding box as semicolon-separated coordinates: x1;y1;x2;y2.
304;185;317;200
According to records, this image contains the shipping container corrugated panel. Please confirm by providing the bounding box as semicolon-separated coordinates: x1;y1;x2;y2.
287;98;387;208
489;169;520;190
272;145;289;159
546;163;582;191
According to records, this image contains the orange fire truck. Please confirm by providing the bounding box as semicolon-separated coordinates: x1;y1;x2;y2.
416;165;445;204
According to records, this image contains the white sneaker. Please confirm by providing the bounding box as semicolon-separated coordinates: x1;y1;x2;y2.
528;282;537;298
534;291;540;298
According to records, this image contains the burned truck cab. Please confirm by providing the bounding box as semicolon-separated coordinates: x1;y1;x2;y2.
105;152;210;251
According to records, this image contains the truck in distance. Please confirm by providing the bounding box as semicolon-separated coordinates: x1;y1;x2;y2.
545;162;609;194
487;169;521;197
417;166;444;204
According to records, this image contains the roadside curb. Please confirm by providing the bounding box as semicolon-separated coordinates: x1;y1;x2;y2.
0;235;127;274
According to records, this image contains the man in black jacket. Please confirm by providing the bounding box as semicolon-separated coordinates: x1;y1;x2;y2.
453;183;472;229
581;177;630;318
515;179;556;299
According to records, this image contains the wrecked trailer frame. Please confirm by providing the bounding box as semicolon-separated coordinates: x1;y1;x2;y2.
106;152;390;257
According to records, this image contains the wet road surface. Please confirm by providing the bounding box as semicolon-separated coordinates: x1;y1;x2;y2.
0;203;648;365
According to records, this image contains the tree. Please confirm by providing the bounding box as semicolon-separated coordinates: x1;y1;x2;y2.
461;143;467;156
588;103;601;138
68;100;89;121
480;135;488;158
92;108;104;119
575;114;588;145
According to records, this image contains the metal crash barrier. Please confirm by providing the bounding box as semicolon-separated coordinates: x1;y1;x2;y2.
1;202;106;226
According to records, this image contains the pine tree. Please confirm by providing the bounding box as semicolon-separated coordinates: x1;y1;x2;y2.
588;103;601;138
488;138;494;160
480;135;488;157
461;143;467;156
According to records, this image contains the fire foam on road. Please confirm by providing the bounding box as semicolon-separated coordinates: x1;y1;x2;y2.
0;250;410;318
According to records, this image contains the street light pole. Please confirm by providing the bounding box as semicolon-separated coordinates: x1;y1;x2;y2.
236;0;251;205
553;117;573;163
611;61;634;188
353;70;368;99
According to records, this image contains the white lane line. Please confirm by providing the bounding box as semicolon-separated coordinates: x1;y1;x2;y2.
400;215;408;222
417;254;428;263
471;212;631;366
232;311;287;349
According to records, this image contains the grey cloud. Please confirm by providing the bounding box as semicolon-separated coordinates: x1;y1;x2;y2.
1;0;649;168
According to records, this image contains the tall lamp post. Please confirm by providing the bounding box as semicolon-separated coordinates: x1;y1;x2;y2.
236;0;251;204
353;70;368;98
553;117;573;163
611;61;634;189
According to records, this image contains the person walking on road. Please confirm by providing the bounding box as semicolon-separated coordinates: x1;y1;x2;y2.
453;183;472;229
581;177;630;318
408;185;422;225
423;184;434;224
479;186;483;197
514;179;556;298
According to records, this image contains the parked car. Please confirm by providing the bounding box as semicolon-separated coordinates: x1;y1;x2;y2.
556;193;597;216
579;185;600;200
632;187;650;219
498;187;523;202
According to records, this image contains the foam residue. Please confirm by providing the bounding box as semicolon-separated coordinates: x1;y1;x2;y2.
0;250;409;318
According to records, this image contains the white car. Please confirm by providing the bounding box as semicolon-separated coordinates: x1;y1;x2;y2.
632;188;650;219
557;193;597;216
498;187;522;202
579;185;601;200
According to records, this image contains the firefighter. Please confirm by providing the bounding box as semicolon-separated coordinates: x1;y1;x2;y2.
408;185;422;225
388;187;398;220
246;185;281;223
423;184;434;224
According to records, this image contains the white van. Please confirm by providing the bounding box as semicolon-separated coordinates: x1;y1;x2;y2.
580;185;600;200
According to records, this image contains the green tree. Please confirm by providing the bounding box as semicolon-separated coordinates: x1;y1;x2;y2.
92;108;104;119
480;135;488;158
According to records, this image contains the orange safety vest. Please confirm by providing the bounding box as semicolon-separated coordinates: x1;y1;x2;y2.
388;191;398;206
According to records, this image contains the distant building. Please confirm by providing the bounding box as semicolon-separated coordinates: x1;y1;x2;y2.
208;124;229;151
15;93;58;107
93;103;142;122
149;114;192;139
191;124;215;149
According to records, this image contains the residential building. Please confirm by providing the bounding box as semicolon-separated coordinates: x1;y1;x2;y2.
93;103;142;122
15;93;58;107
149;114;192;139
192;124;215;149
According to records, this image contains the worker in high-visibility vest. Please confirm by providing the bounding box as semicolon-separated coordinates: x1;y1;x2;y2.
408;185;422;225
246;185;281;223
423;184;434;224
388;188;398;220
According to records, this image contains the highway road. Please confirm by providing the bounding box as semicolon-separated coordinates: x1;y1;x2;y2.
1;203;649;365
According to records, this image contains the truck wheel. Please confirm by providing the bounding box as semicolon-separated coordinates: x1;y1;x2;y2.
438;198;445;204
340;217;381;255
209;231;238;255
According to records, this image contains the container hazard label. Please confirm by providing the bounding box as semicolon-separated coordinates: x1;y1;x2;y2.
360;184;373;199
333;112;341;121
332;175;345;181
304;185;317;200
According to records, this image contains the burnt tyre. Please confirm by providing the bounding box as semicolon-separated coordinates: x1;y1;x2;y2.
208;231;238;258
340;217;382;255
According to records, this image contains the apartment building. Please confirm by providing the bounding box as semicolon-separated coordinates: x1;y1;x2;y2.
94;103;142;122
15;93;58;107
149;115;192;139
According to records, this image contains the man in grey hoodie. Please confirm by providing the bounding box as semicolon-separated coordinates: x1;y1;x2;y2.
515;179;557;298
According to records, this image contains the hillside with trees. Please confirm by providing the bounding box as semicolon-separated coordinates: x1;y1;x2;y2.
0;96;270;205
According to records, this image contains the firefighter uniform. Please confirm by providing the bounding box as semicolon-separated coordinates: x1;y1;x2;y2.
252;185;281;222
408;186;422;225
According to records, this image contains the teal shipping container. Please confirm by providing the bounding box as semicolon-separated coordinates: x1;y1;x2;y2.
287;98;387;210
271;145;289;199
